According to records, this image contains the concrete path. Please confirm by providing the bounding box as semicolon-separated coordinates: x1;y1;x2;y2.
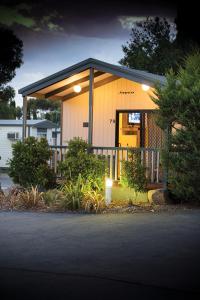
0;172;14;191
0;211;200;299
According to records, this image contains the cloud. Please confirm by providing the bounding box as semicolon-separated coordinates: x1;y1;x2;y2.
0;4;63;33
118;16;147;30
0;5;36;28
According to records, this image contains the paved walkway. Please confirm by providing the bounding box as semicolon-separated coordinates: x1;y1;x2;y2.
0;211;200;299
0;172;14;191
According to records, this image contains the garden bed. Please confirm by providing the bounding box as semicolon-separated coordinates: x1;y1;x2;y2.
0;186;198;215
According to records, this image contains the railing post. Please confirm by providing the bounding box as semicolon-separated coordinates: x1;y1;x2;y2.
114;150;118;180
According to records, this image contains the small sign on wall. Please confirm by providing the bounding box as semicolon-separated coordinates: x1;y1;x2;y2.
119;91;135;94
83;122;89;127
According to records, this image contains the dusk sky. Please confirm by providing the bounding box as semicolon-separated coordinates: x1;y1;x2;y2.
1;1;178;105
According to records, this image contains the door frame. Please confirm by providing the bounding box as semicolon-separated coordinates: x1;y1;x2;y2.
115;109;154;147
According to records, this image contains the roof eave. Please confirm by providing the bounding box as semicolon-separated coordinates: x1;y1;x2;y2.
18;58;166;97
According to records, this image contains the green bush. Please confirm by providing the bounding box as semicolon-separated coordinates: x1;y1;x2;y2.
152;52;200;202
42;189;65;207
59;137;105;189
9;136;56;189
121;150;147;200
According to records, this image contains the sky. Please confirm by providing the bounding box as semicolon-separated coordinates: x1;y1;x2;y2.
0;0;178;106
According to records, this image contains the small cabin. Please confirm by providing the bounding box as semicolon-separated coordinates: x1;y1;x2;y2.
19;58;166;184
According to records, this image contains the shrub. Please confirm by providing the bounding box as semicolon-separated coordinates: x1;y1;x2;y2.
152;52;200;202
9;136;56;189
43;189;65;207
59;137;105;189
121;150;147;200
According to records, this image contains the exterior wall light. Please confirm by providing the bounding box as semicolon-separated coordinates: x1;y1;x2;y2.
73;85;82;93
105;178;113;205
141;84;150;91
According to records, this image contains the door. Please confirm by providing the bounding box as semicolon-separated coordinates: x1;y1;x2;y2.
115;111;145;147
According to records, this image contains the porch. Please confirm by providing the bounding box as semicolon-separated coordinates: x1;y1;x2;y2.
49;145;164;186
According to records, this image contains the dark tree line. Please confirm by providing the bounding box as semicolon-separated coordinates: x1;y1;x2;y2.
120;17;197;75
0;26;23;119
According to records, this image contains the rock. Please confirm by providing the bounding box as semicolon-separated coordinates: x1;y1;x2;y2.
148;189;168;205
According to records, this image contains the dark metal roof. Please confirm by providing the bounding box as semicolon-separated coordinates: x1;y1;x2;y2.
0;119;57;128
18;58;166;97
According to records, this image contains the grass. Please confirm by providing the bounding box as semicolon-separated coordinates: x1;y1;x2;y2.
112;186;148;204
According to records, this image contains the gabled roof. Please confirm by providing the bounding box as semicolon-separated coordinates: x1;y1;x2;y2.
0;119;57;128
18;58;166;98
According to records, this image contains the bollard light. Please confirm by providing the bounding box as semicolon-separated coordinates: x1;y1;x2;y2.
105;178;113;205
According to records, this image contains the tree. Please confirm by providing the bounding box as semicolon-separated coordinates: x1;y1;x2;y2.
119;17;187;75
15;106;23;119
0;27;23;86
152;52;200;202
0;85;16;119
0;27;23;119
27;98;60;124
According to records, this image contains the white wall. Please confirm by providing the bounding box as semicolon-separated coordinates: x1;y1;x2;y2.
0;126;57;168
0;126;22;168
62;78;157;146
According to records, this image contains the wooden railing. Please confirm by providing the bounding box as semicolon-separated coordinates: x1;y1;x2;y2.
50;146;163;183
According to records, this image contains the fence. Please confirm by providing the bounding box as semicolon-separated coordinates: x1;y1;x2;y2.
50;146;163;184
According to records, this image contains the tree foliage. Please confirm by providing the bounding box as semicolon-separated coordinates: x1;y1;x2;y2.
119;17;188;75
0;85;16;119
27;98;60;124
152;52;200;202
0;27;23;118
0;27;23;85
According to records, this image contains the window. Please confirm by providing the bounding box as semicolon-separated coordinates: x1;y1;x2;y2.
128;113;141;124
37;128;47;138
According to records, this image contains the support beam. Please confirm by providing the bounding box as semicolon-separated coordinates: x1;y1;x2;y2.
45;71;104;98
60;101;63;147
62;75;118;102
88;68;94;145
22;96;27;141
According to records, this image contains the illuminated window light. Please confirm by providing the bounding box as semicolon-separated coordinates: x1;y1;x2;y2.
73;85;82;93
142;84;150;91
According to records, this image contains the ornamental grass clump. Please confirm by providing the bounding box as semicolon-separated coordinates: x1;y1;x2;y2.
60;174;84;210
15;186;45;210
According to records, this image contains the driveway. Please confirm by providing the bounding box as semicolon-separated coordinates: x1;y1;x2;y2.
0;211;200;299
